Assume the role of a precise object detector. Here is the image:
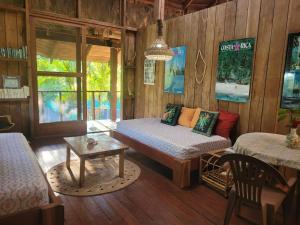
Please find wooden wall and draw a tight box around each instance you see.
[30,0,182,28]
[123,31,136,119]
[31,0,77,17]
[0,8,30,136]
[126,1,183,29]
[135,0,300,135]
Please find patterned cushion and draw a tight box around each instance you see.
[161,104,182,126]
[0,133,49,216]
[192,111,219,136]
[0,116,11,129]
[117,118,232,160]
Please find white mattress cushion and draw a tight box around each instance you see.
[116,118,231,160]
[0,133,49,216]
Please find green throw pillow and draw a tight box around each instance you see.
[192,111,219,136]
[161,104,182,126]
[0,116,11,129]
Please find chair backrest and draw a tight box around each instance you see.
[218,153,287,205]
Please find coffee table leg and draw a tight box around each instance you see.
[66,145,71,169]
[79,158,85,187]
[297,171,300,225]
[119,150,125,178]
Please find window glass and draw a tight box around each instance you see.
[36,22,78,73]
[38,76,78,123]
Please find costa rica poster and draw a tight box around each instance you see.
[215,38,255,103]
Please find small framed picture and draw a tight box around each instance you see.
[144,59,156,85]
[3,75,21,89]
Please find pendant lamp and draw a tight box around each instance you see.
[144,19,174,61]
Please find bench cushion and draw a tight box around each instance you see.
[116,118,231,160]
[0,133,49,216]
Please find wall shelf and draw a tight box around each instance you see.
[0,3,25,13]
[0,57,27,63]
[0,98,29,103]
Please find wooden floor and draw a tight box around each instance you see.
[31,138,296,225]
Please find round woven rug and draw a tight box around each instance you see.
[46,157,141,196]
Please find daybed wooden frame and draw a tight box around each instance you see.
[112,130,201,188]
[0,180,64,225]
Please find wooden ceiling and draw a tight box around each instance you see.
[135,0,230,12]
[37,39,113,62]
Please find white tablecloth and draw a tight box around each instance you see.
[233,132,300,170]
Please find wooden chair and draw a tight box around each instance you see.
[0,115,15,132]
[218,153,297,225]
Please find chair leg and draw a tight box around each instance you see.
[265,204,275,225]
[283,190,295,225]
[235,199,241,217]
[282,203,289,225]
[224,191,237,225]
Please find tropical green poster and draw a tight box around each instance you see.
[281,33,300,109]
[216,38,255,103]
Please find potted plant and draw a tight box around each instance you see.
[278,109,300,148]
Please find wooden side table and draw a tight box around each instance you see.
[64,134,128,187]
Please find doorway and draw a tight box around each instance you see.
[32,19,122,137]
[85,27,122,133]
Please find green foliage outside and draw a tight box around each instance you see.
[278,108,300,127]
[37,55,121,122]
[37,55,120,91]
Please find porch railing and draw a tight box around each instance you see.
[38,90,120,123]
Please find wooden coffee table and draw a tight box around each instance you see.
[64,134,129,187]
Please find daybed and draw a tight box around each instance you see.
[112,118,231,188]
[0,133,64,225]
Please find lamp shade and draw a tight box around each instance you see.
[144,20,174,61]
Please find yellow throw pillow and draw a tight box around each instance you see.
[190,107,202,128]
[178,107,196,128]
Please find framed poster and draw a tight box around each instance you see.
[164,46,186,94]
[280,33,300,109]
[215,38,255,103]
[144,59,156,85]
[3,75,21,89]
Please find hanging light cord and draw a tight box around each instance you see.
[157,19,163,36]
[194,49,207,85]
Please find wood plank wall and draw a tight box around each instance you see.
[0,8,29,136]
[123,31,136,119]
[134,0,300,135]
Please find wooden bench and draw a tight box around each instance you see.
[112,130,202,188]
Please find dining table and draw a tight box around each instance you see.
[233,132,300,224]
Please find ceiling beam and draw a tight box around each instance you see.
[189,3,211,8]
[133,0,182,10]
[154,0,165,20]
[183,0,194,10]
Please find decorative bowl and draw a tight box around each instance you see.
[87,138,97,145]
